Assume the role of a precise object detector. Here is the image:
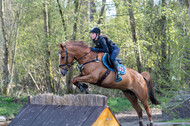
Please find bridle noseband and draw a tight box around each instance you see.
[59,45,74,71]
[59,45,92,71]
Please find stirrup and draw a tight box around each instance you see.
[116,74,122,82]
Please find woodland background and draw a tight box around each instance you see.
[0,0,189,99]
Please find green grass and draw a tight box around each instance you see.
[107,97,133,113]
[156,95,173,107]
[107,94,175,114]
[167,118,190,123]
[0,95,27,118]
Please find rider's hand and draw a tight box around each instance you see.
[91,47,97,51]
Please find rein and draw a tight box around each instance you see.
[59,45,110,86]
[59,45,99,72]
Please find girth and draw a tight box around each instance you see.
[95,69,111,86]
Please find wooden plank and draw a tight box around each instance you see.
[10,104,108,126]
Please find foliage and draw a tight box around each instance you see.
[0,0,189,101]
[0,95,27,117]
[108,97,133,113]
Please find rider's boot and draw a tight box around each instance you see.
[112,60,122,82]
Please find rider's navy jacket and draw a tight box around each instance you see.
[92,35,116,53]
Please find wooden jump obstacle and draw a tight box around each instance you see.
[9,93,120,126]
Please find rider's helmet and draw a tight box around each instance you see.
[89,27,101,35]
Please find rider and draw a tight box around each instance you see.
[89,27,122,82]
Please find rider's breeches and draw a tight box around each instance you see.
[110,45,120,62]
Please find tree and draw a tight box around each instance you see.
[43,0,54,93]
[65,0,79,94]
[159,0,170,84]
[187,0,190,20]
[125,0,142,73]
[57,0,67,39]
[97,0,106,24]
[90,0,96,22]
[0,0,10,95]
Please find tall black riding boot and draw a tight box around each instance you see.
[112,60,122,82]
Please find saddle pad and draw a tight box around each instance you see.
[102,53,126,75]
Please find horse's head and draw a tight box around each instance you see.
[58,43,75,76]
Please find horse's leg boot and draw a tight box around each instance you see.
[76,82,84,92]
[76,82,89,93]
[82,83,90,94]
[139,120,144,126]
[150,122,153,126]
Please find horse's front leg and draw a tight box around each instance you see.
[72,74,82,85]
[72,74,93,94]
[72,74,93,84]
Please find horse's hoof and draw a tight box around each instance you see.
[85,88,90,94]
[139,120,144,126]
[150,122,153,126]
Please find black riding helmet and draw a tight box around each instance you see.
[89,27,101,35]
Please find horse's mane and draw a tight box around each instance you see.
[65,40,89,49]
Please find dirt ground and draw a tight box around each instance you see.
[115,108,190,126]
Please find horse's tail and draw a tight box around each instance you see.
[141,72,160,105]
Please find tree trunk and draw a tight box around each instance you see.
[0,0,10,95]
[113,0,120,15]
[97,0,106,24]
[43,1,54,93]
[90,0,96,46]
[90,0,96,22]
[179,0,190,21]
[188,0,190,21]
[56,0,67,39]
[72,0,78,41]
[159,0,169,82]
[126,0,142,73]
[65,0,79,94]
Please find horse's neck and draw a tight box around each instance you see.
[71,47,91,64]
[78,51,98,64]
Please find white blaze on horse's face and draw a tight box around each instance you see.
[59,53,68,76]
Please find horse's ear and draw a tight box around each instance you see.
[58,43,64,49]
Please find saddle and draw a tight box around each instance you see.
[102,53,126,75]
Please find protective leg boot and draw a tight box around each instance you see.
[76,82,89,94]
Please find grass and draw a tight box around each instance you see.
[107,95,167,114]
[0,93,189,123]
[0,95,27,118]
[0,95,131,117]
[167,118,190,123]
[107,97,133,113]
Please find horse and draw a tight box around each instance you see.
[58,40,160,126]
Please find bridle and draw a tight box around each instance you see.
[59,45,95,71]
[59,45,75,71]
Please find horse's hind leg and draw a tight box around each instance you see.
[123,90,144,126]
[141,100,153,126]
[134,85,153,126]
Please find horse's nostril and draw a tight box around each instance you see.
[61,71,64,76]
[60,70,67,76]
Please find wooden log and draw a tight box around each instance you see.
[0,121,11,126]
[30,93,107,106]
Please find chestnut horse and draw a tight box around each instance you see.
[58,41,160,126]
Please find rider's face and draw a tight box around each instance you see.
[90,33,96,39]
